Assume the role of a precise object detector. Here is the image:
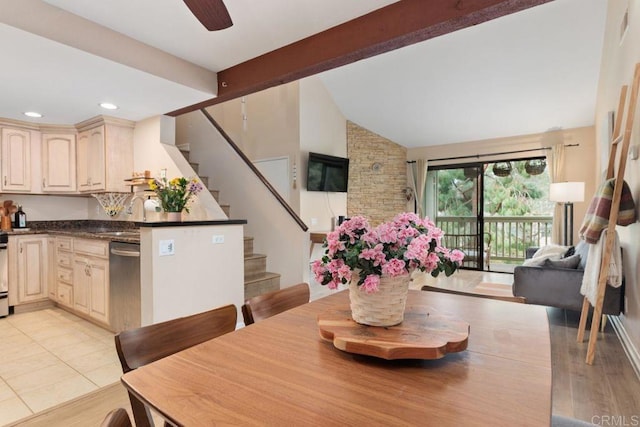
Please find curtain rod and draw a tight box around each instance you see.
[406,143,579,163]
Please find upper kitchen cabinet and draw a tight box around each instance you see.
[41,131,77,193]
[76,116,134,193]
[1,127,31,192]
[77,125,105,192]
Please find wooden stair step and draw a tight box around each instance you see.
[244,236,254,256]
[244,272,281,301]
[179,144,281,302]
[244,254,267,280]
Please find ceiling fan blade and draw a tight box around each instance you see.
[183,0,233,31]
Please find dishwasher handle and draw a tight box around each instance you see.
[111,248,140,257]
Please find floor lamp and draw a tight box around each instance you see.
[549,182,585,246]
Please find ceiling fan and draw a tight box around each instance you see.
[183,0,233,31]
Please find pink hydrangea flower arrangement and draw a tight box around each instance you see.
[312,213,464,293]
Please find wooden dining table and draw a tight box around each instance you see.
[121,290,552,426]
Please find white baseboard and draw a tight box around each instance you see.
[609,315,640,380]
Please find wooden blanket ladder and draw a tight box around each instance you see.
[576,63,640,364]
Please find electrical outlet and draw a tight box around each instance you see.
[159,239,175,256]
[212,235,224,244]
[311,218,318,226]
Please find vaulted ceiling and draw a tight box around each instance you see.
[0,0,606,147]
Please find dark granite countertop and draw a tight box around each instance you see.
[4,220,140,243]
[138,219,247,227]
[3,219,247,243]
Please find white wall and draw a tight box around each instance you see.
[131,115,226,222]
[139,225,244,326]
[595,0,640,360]
[299,76,348,234]
[9,194,89,221]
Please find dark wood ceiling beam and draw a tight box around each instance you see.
[167,0,552,116]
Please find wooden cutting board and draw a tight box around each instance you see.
[318,304,469,360]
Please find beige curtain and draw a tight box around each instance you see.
[546,144,566,245]
[410,159,428,217]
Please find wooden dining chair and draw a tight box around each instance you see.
[100,408,132,427]
[115,304,237,427]
[242,282,310,325]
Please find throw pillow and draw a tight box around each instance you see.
[563,246,576,258]
[522,244,571,267]
[543,254,581,269]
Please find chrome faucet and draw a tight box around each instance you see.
[127,195,146,222]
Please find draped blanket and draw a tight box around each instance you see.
[579,178,636,244]
[580,230,622,306]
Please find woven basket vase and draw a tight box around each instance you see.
[349,274,411,327]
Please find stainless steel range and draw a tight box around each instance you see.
[0,232,8,317]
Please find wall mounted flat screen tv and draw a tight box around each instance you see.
[307,152,349,192]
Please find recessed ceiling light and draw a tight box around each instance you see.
[100,102,119,110]
[24,111,43,118]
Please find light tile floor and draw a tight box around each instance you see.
[0,308,120,426]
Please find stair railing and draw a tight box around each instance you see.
[200,108,309,232]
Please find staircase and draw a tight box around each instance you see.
[179,148,281,300]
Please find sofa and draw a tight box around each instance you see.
[512,241,624,314]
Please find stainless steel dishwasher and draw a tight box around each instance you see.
[109,241,141,332]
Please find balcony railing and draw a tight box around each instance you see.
[436,216,553,266]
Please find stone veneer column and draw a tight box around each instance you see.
[347,121,408,226]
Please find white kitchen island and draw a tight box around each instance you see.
[139,219,247,328]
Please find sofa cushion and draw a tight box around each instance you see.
[543,254,581,269]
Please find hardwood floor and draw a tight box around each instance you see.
[6,383,129,427]
[549,307,640,424]
[10,272,640,426]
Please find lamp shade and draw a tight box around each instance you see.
[549,182,585,203]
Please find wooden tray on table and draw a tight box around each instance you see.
[318,304,469,360]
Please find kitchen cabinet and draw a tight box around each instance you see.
[42,133,77,192]
[8,235,48,305]
[47,238,56,301]
[72,238,109,324]
[1,127,31,192]
[76,117,134,193]
[54,237,74,308]
[77,125,105,192]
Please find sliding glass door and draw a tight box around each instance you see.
[427,164,484,270]
[425,157,553,271]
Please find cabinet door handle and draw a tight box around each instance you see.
[3,176,6,186]
[19,244,22,253]
[43,178,46,187]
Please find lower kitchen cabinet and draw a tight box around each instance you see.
[11,234,119,330]
[8,235,48,305]
[54,236,73,308]
[72,239,109,325]
[47,238,56,301]
[57,282,73,308]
